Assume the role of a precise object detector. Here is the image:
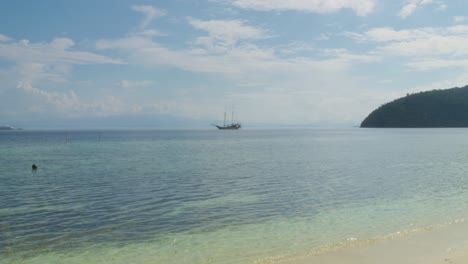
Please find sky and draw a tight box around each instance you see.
[1,0,468,128]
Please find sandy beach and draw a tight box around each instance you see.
[283,220,468,264]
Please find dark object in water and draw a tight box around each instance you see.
[32,164,38,170]
[212,110,241,130]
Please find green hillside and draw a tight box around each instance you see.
[361,86,468,128]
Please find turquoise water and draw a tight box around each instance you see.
[2,129,468,263]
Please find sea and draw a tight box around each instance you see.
[2,128,468,264]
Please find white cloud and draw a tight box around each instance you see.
[368,27,435,42]
[276,42,315,55]
[0,36,125,114]
[0,37,123,66]
[320,48,380,63]
[0,36,124,101]
[188,18,269,50]
[4,81,134,118]
[16,81,81,113]
[349,25,468,56]
[96,34,376,81]
[189,19,267,40]
[229,0,377,16]
[50,38,75,50]
[399,0,446,18]
[437,3,447,11]
[15,62,69,84]
[97,18,290,78]
[347,24,468,72]
[377,37,468,57]
[454,16,467,23]
[406,59,468,71]
[96,36,151,51]
[131,5,166,29]
[376,30,468,57]
[399,3,418,18]
[96,16,382,124]
[137,29,166,37]
[118,80,154,88]
[317,33,331,41]
[0,34,11,42]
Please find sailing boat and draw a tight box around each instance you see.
[212,110,241,130]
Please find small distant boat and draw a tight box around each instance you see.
[214,123,241,130]
[212,110,241,130]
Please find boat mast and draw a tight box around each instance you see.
[223,112,226,127]
[231,104,235,124]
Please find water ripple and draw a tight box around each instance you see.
[3,129,468,263]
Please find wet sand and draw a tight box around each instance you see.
[283,220,468,264]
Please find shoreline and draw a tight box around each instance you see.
[4,219,468,264]
[280,219,468,264]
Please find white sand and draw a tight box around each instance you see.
[282,220,468,264]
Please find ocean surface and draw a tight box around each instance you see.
[2,129,468,264]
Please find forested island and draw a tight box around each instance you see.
[361,85,468,128]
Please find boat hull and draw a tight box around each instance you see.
[214,125,241,130]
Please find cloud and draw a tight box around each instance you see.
[95,16,383,124]
[97,17,377,77]
[0,36,123,87]
[405,72,468,94]
[0,34,11,42]
[1,81,131,118]
[405,59,468,71]
[118,80,154,88]
[229,0,377,16]
[347,25,468,71]
[373,27,468,57]
[15,81,81,114]
[454,16,467,23]
[189,18,269,44]
[96,33,376,81]
[399,2,419,18]
[15,62,69,84]
[320,48,380,63]
[276,42,315,55]
[2,80,222,121]
[136,29,167,37]
[0,35,127,119]
[188,18,270,52]
[348,25,468,55]
[347,27,436,43]
[399,0,446,18]
[0,37,123,66]
[437,3,447,11]
[131,5,166,29]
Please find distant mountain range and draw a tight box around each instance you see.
[361,85,468,128]
[0,125,21,130]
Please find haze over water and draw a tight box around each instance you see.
[2,129,468,264]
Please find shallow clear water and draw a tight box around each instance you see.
[2,129,468,263]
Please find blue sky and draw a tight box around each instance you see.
[1,0,468,128]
